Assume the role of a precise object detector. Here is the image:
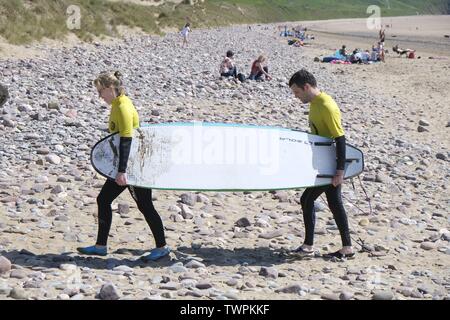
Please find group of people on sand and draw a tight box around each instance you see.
[77,65,355,262]
[326,29,417,63]
[219,51,272,82]
[320,42,385,64]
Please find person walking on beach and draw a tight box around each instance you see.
[288,69,354,259]
[180,23,191,48]
[77,71,171,261]
[378,28,386,62]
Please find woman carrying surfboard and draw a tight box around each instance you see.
[289,69,354,259]
[77,71,171,261]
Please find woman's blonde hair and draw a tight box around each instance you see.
[257,55,267,63]
[93,71,125,95]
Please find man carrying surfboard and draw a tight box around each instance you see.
[289,69,354,259]
[77,71,171,261]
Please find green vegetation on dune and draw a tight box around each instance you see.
[0,0,447,45]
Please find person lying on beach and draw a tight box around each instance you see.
[393,45,416,57]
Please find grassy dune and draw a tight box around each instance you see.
[0,0,448,44]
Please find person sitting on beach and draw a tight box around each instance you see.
[393,44,416,57]
[248,55,272,81]
[360,50,371,62]
[339,45,347,57]
[371,45,379,61]
[321,47,347,63]
[220,50,238,78]
[349,49,362,64]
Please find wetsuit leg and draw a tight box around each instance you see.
[325,185,352,247]
[300,186,328,246]
[96,179,127,246]
[128,186,166,248]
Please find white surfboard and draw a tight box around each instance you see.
[91,122,364,191]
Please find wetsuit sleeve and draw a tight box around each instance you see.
[118,137,132,173]
[335,135,346,171]
[320,102,345,139]
[117,104,134,173]
[117,105,134,138]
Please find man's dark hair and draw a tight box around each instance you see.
[226,50,234,58]
[288,69,317,88]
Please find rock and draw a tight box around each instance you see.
[169,262,188,273]
[420,242,436,251]
[275,284,301,294]
[273,191,289,202]
[436,153,447,161]
[45,154,61,165]
[9,269,27,279]
[235,217,251,227]
[3,119,16,128]
[9,287,28,300]
[180,204,194,219]
[113,265,134,273]
[118,203,129,215]
[259,266,278,279]
[185,260,206,269]
[0,256,12,274]
[168,205,182,213]
[314,202,327,212]
[196,194,209,203]
[180,193,197,206]
[98,283,121,300]
[226,278,238,287]
[47,102,60,110]
[159,282,180,290]
[255,218,271,228]
[195,282,213,290]
[417,126,429,132]
[71,293,85,300]
[375,172,391,183]
[258,230,283,239]
[418,120,430,126]
[51,185,65,194]
[359,218,370,227]
[339,291,354,300]
[321,293,340,300]
[0,283,12,296]
[372,290,394,300]
[170,213,184,222]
